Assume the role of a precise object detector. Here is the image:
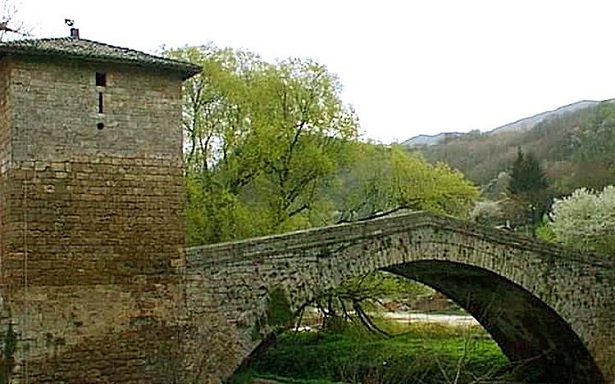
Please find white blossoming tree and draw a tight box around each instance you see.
[549,185,615,254]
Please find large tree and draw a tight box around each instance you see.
[166,45,358,245]
[169,45,479,246]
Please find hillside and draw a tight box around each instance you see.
[402,100,604,148]
[488,100,603,135]
[407,99,615,194]
[402,132,464,147]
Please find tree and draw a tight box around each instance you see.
[471,200,505,227]
[311,270,431,334]
[334,143,478,222]
[506,148,549,232]
[320,143,478,331]
[0,0,26,41]
[548,186,615,254]
[166,45,358,245]
[508,148,547,196]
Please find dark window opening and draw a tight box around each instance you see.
[97,122,105,130]
[95,72,106,87]
[98,92,104,113]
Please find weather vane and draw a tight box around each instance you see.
[65,19,79,38]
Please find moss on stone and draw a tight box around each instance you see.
[266,288,294,329]
[0,323,16,384]
[250,318,263,342]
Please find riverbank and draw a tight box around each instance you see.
[230,321,514,384]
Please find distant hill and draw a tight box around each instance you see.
[406,99,615,194]
[402,132,464,147]
[488,100,603,135]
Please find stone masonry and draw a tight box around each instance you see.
[185,212,615,384]
[0,37,199,382]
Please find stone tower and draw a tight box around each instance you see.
[0,32,200,382]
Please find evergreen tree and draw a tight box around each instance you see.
[508,148,547,195]
[507,148,549,232]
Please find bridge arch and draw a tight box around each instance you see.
[385,260,603,382]
[183,212,615,383]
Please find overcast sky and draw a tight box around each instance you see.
[12,0,615,143]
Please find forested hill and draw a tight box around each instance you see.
[488,99,602,135]
[408,99,615,194]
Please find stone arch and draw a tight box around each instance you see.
[184,212,615,383]
[383,260,605,383]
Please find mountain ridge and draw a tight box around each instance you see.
[488,99,604,135]
[411,97,615,191]
[402,99,613,147]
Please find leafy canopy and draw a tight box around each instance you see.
[167,45,358,245]
[168,45,479,248]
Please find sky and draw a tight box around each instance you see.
[10,0,615,143]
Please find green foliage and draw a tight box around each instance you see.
[336,272,431,302]
[535,219,556,243]
[417,100,615,195]
[507,148,547,197]
[173,44,481,344]
[171,45,479,246]
[335,144,478,222]
[506,148,550,232]
[167,45,358,244]
[311,271,432,334]
[267,288,295,329]
[0,323,15,384]
[235,323,510,384]
[548,185,615,254]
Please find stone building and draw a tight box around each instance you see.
[0,30,199,382]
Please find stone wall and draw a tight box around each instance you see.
[0,59,11,172]
[185,212,615,384]
[0,57,187,382]
[7,57,183,162]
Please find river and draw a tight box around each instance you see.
[381,311,479,326]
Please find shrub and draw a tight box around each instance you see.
[548,185,615,254]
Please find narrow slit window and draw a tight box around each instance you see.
[95,72,106,87]
[98,92,104,113]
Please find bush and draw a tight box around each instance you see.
[548,185,615,254]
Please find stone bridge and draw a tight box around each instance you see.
[184,211,615,384]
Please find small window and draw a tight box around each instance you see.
[98,92,104,113]
[95,72,106,87]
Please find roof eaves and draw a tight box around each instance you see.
[0,37,202,80]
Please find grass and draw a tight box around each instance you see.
[230,321,515,384]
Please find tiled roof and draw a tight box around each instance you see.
[0,37,201,79]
